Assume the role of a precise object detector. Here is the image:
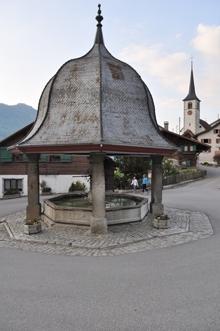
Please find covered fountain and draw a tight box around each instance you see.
[10,5,176,234]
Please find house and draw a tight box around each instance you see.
[0,123,114,198]
[160,123,210,167]
[195,119,220,164]
[181,64,219,164]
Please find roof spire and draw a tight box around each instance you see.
[95,4,104,44]
[190,56,193,70]
[183,60,200,102]
[96,4,103,26]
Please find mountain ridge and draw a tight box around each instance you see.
[0,103,36,141]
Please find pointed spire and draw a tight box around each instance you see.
[183,61,200,101]
[95,4,104,44]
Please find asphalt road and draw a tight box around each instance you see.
[0,167,220,331]
[0,195,54,219]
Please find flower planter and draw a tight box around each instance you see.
[153,214,169,229]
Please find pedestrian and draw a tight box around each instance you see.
[142,174,148,192]
[131,176,139,191]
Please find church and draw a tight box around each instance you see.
[182,65,220,164]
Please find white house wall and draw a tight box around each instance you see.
[0,174,90,199]
[198,124,220,163]
[40,175,90,193]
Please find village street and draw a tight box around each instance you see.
[0,166,220,331]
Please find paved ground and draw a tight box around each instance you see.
[0,194,54,218]
[0,206,213,256]
[0,166,220,331]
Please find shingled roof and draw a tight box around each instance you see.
[14,5,175,156]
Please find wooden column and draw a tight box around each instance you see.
[90,153,107,234]
[24,154,41,234]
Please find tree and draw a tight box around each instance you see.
[114,156,151,189]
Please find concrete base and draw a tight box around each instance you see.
[43,193,148,226]
[90,217,107,234]
[24,222,42,235]
[153,215,169,229]
[151,203,164,217]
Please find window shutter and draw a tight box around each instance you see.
[40,154,49,162]
[61,154,72,162]
[0,147,13,162]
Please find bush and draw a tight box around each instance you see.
[113,167,129,189]
[42,186,51,193]
[69,181,86,192]
[162,159,179,177]
[179,167,198,174]
[213,152,220,165]
[40,180,51,193]
[201,161,210,166]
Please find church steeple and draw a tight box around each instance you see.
[183,62,200,102]
[183,62,201,135]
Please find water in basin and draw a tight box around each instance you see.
[54,196,138,209]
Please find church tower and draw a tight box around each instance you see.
[183,63,200,135]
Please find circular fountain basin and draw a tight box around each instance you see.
[43,192,148,226]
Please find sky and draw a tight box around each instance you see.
[0,0,220,132]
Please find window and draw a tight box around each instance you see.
[201,139,211,144]
[40,154,72,163]
[216,139,220,144]
[188,102,192,109]
[49,154,72,162]
[190,145,195,151]
[40,154,49,162]
[184,146,188,151]
[49,155,61,162]
[3,178,23,194]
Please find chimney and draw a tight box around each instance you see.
[164,121,169,131]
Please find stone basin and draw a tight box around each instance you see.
[43,192,148,226]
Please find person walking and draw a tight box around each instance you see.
[131,176,139,191]
[142,174,149,192]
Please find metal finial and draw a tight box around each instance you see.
[190,56,193,70]
[96,4,103,27]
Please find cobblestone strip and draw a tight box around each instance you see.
[0,208,213,256]
[0,223,10,241]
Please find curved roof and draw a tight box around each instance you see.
[17,6,175,156]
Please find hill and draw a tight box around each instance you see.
[0,103,36,141]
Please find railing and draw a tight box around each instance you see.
[163,169,207,186]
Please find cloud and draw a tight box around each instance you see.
[192,24,220,57]
[175,33,182,39]
[117,23,220,130]
[192,24,220,110]
[118,44,189,94]
[118,44,189,130]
